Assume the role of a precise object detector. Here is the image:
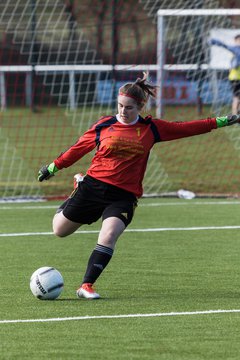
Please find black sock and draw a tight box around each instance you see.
[82,244,113,285]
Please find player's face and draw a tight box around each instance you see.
[117,95,139,124]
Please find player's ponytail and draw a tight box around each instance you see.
[119,72,157,109]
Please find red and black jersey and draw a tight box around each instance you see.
[54,115,217,197]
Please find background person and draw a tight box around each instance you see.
[210,35,240,114]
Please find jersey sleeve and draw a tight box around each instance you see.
[211,39,232,51]
[153,118,217,142]
[53,124,97,169]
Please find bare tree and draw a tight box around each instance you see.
[65,0,78,42]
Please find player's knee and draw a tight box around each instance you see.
[53,226,68,237]
[52,217,81,237]
[99,225,116,240]
[98,225,125,247]
[52,213,70,237]
[52,219,65,237]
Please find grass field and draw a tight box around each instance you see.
[1,197,240,359]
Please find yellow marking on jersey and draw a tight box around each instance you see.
[136,127,141,136]
[121,212,128,219]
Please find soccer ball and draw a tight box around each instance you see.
[30,266,64,300]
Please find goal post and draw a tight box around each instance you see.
[157,8,240,117]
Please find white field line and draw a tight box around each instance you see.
[140,201,240,206]
[1,309,240,324]
[1,201,240,210]
[0,205,58,210]
[0,225,240,237]
[1,225,240,237]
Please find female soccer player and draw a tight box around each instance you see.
[38,73,240,299]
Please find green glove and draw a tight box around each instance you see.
[216,115,240,127]
[38,162,59,182]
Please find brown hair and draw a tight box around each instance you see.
[119,72,157,109]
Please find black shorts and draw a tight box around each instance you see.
[59,175,138,227]
[230,81,240,96]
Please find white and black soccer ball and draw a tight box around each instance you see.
[30,266,64,300]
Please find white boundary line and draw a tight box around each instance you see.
[1,225,240,237]
[140,201,240,206]
[1,309,240,324]
[1,200,240,210]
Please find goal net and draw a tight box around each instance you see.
[1,0,240,200]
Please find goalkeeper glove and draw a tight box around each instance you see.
[216,114,240,128]
[38,162,59,182]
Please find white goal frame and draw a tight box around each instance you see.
[157,8,240,117]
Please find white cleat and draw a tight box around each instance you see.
[76,283,100,299]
